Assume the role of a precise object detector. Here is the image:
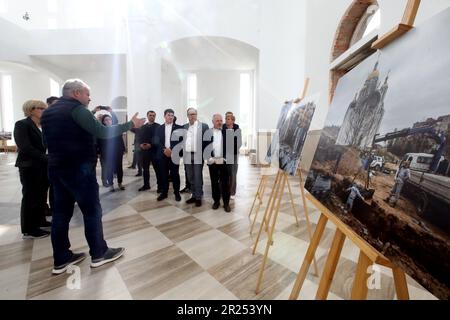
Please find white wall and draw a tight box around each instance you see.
[194,70,243,126]
[161,60,183,123]
[9,72,52,122]
[257,0,307,131]
[68,69,127,110]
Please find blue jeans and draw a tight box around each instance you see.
[48,162,108,266]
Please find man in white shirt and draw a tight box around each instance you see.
[183,108,209,207]
[207,114,231,213]
[154,109,182,202]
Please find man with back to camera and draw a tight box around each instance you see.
[41,79,145,274]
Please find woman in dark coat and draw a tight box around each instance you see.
[97,115,126,192]
[14,100,51,239]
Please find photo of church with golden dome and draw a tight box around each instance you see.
[305,9,450,299]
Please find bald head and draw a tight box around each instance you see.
[212,114,223,129]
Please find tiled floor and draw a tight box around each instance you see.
[0,152,438,300]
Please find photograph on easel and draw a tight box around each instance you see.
[305,8,450,299]
[266,95,319,176]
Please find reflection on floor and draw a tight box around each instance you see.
[0,153,437,300]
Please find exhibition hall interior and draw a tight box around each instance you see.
[0,0,449,301]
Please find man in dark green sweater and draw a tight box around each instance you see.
[41,79,145,274]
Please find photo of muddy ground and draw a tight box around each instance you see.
[312,168,450,299]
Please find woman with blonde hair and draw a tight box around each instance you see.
[14,100,51,239]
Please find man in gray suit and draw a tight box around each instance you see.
[183,108,209,207]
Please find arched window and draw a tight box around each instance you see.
[329,0,379,102]
[350,4,380,46]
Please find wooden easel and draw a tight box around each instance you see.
[249,78,312,235]
[252,169,319,294]
[249,79,320,294]
[288,192,410,300]
[288,1,421,300]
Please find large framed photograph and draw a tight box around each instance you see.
[267,95,319,176]
[305,9,450,299]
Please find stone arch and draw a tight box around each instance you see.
[329,0,379,102]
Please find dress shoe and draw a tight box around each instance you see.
[157,194,168,201]
[139,186,150,192]
[212,202,220,210]
[180,187,191,194]
[186,198,196,204]
[195,200,202,207]
[135,172,142,177]
[118,183,125,191]
[224,204,231,213]
[175,193,182,202]
[127,166,136,169]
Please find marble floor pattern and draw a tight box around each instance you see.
[0,152,438,300]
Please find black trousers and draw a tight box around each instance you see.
[209,164,230,206]
[142,151,160,189]
[19,166,49,234]
[158,156,180,195]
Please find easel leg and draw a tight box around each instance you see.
[250,176,268,235]
[286,177,300,227]
[255,174,287,294]
[392,267,410,300]
[252,172,281,255]
[248,176,264,218]
[350,251,372,300]
[289,213,328,300]
[316,229,346,300]
[299,173,319,276]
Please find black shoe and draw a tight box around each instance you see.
[212,202,220,210]
[102,182,109,188]
[157,189,162,194]
[186,198,196,204]
[118,183,125,191]
[157,194,168,201]
[196,200,202,207]
[91,248,125,268]
[135,173,142,177]
[52,252,86,275]
[139,186,151,192]
[128,166,136,169]
[23,229,50,240]
[224,204,231,213]
[180,187,191,194]
[175,193,181,202]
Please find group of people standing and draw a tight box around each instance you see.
[13,78,242,275]
[131,107,242,212]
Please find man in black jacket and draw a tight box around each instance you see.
[153,109,183,202]
[138,110,160,192]
[41,79,145,275]
[207,114,232,212]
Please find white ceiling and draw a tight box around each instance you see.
[0,61,36,73]
[30,54,126,72]
[162,36,259,71]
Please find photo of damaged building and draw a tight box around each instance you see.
[305,18,450,298]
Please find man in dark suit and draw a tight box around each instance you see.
[153,109,183,202]
[14,100,51,239]
[206,114,232,212]
[138,110,160,192]
[183,108,209,207]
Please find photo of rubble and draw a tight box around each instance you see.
[267,97,317,175]
[305,12,450,299]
